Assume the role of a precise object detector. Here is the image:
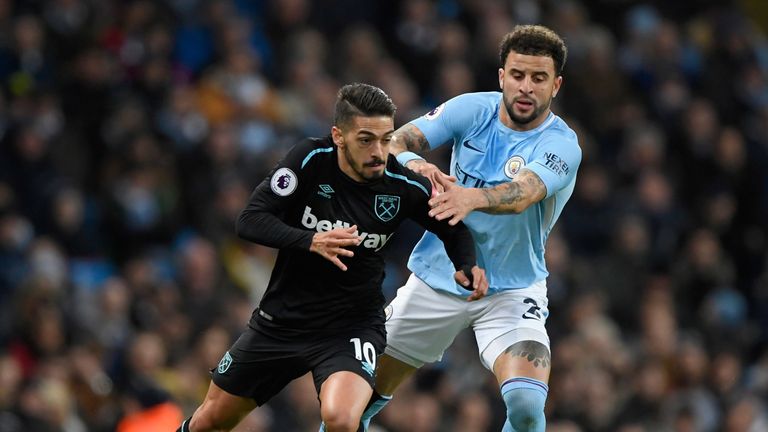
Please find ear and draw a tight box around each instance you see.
[331,126,344,148]
[552,75,563,98]
[498,67,504,90]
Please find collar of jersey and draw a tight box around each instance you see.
[496,111,556,136]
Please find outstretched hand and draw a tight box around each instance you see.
[309,225,361,271]
[405,159,456,194]
[454,265,488,301]
[428,182,484,225]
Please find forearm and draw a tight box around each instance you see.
[427,220,476,270]
[431,184,530,216]
[441,225,476,270]
[477,169,547,214]
[477,183,531,214]
[236,210,314,250]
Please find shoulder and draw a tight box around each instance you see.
[414,92,500,133]
[541,116,581,153]
[292,136,335,170]
[383,156,431,198]
[440,92,500,116]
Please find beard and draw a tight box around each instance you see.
[503,93,552,126]
[344,146,384,181]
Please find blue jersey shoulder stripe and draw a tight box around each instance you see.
[301,147,334,169]
[385,170,429,196]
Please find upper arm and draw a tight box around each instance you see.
[404,93,488,154]
[483,137,580,214]
[243,140,316,213]
[392,123,430,154]
[525,137,582,199]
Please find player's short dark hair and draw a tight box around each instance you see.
[499,25,567,76]
[334,83,396,127]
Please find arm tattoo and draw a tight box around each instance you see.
[392,123,430,153]
[486,182,524,210]
[480,169,546,214]
[504,341,551,369]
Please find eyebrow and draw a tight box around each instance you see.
[356,130,394,137]
[509,68,550,78]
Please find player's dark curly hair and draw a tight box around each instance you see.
[499,25,568,76]
[334,83,396,127]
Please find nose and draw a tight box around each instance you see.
[519,76,534,94]
[370,140,384,158]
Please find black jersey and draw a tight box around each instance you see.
[236,136,475,331]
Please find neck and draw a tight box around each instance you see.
[499,105,551,132]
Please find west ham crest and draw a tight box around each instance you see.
[375,195,400,222]
[217,351,233,374]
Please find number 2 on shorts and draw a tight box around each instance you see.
[522,297,542,320]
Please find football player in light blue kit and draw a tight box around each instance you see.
[356,25,580,432]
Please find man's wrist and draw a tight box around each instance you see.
[396,151,425,167]
[471,188,491,211]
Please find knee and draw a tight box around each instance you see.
[502,381,547,432]
[321,407,359,432]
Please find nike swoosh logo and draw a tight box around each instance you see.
[462,140,484,152]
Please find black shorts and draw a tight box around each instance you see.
[211,321,386,406]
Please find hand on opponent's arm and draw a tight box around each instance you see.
[309,225,361,271]
[454,265,488,301]
[392,124,456,193]
[428,168,548,225]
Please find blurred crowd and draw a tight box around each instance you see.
[0,0,767,431]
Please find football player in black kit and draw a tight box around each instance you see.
[177,83,488,432]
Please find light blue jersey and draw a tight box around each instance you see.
[408,92,581,296]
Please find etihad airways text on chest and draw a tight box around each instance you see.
[301,206,393,251]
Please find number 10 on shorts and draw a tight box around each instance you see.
[350,338,377,368]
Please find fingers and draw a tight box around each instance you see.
[454,270,470,288]
[428,205,466,225]
[472,267,488,294]
[409,162,453,193]
[312,225,362,271]
[466,289,484,302]
[334,247,354,258]
[428,193,446,209]
[330,256,348,272]
[435,174,457,190]
[327,237,361,247]
[465,267,488,301]
[325,225,362,244]
[428,207,452,220]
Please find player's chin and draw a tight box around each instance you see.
[512,112,537,125]
[364,166,385,179]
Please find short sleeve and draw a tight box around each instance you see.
[410,93,490,149]
[526,135,582,199]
